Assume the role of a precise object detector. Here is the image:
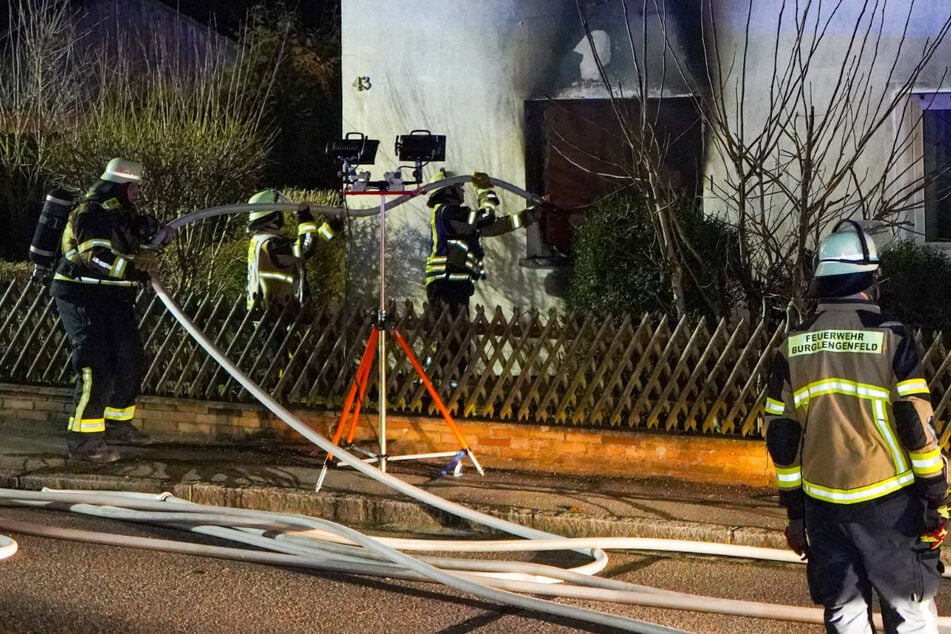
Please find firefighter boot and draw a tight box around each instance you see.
[66,432,120,465]
[105,421,151,445]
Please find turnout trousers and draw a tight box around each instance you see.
[51,280,144,435]
[425,280,473,381]
[805,490,943,633]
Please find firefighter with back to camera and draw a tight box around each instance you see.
[50,158,160,464]
[246,189,343,314]
[425,169,549,314]
[764,220,949,633]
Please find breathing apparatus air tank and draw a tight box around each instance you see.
[29,188,75,283]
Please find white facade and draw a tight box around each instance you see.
[702,1,951,252]
[341,1,579,313]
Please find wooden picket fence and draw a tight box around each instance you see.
[4,278,951,444]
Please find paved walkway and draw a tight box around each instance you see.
[0,419,790,549]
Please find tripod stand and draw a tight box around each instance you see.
[315,188,484,492]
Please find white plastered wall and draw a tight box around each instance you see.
[702,1,951,252]
[340,1,576,314]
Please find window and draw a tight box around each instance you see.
[920,94,951,242]
[523,97,702,263]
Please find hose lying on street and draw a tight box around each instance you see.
[3,177,949,633]
[4,488,951,633]
[0,533,16,561]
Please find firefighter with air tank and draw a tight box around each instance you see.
[44,158,160,464]
[765,220,949,633]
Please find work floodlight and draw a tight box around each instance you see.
[325,132,379,165]
[395,130,446,163]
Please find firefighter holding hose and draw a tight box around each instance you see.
[50,158,160,464]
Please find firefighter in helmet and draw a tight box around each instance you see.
[51,158,160,464]
[425,169,545,315]
[424,170,548,382]
[764,220,948,632]
[246,190,343,313]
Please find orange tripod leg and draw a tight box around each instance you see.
[327,328,378,463]
[392,327,471,450]
[344,330,378,446]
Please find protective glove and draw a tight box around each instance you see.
[296,204,314,223]
[133,246,162,280]
[471,171,493,191]
[785,517,809,560]
[921,498,950,549]
[527,200,560,224]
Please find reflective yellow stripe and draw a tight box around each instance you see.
[110,256,128,277]
[260,272,293,283]
[803,471,915,504]
[70,417,106,433]
[67,367,94,431]
[297,222,317,234]
[896,378,930,396]
[52,273,136,286]
[765,397,785,415]
[104,405,136,421]
[317,224,334,241]
[871,398,908,473]
[793,378,889,408]
[77,238,112,253]
[775,465,801,489]
[910,447,945,476]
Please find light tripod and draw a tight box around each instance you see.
[314,185,484,492]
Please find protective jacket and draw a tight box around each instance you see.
[247,215,333,311]
[425,189,535,289]
[765,300,947,509]
[53,196,145,288]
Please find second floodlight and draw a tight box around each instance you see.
[395,130,446,162]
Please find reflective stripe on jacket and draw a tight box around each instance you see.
[247,222,320,310]
[425,188,533,287]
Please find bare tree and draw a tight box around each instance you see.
[691,0,951,318]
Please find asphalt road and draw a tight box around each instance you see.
[0,506,947,633]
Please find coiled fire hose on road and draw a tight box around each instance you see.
[3,176,950,632]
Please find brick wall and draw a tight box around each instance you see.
[0,382,774,486]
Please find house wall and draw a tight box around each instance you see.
[340,1,701,313]
[702,1,951,249]
[341,1,574,314]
